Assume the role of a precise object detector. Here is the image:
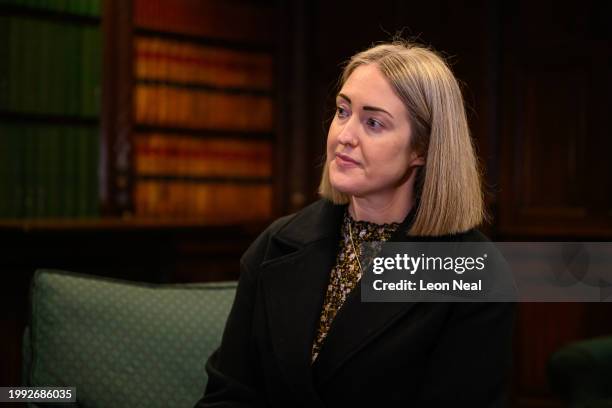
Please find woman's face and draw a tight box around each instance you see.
[327,64,423,199]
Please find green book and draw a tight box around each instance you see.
[9,125,21,218]
[57,22,67,115]
[37,0,50,12]
[63,0,75,14]
[80,25,91,117]
[37,124,51,217]
[90,0,101,17]
[78,0,89,15]
[32,18,43,113]
[66,24,80,116]
[46,125,61,217]
[8,17,22,112]
[60,126,76,216]
[56,125,65,217]
[0,16,10,110]
[89,127,99,216]
[39,20,51,114]
[91,27,101,116]
[47,20,58,115]
[23,125,36,218]
[53,0,67,14]
[22,18,36,113]
[76,126,88,217]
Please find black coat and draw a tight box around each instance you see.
[195,199,515,408]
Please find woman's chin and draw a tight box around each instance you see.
[329,180,361,197]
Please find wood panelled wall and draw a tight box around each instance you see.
[278,1,612,407]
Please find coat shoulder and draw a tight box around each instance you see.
[241,199,339,273]
[455,228,490,242]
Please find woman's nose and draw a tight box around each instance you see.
[336,117,359,147]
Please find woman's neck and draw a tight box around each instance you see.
[349,190,414,225]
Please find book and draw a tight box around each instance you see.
[134,133,272,179]
[46,125,62,217]
[134,36,273,90]
[133,0,273,46]
[134,85,274,131]
[134,179,272,221]
[0,16,9,110]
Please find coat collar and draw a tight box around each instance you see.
[259,199,419,400]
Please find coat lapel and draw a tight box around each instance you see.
[311,286,418,386]
[259,199,422,395]
[311,205,420,386]
[259,200,343,405]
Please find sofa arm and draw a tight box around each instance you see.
[548,337,612,408]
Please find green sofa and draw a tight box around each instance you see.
[22,269,237,408]
[548,337,612,408]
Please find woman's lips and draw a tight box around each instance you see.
[335,153,360,168]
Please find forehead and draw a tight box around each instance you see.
[339,64,406,115]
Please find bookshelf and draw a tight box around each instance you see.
[103,0,278,223]
[0,0,102,220]
[0,0,280,226]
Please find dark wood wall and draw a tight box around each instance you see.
[277,1,612,407]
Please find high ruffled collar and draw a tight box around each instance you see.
[342,210,400,243]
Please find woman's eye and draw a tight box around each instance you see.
[336,106,349,118]
[366,118,384,130]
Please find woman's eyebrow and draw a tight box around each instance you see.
[363,105,394,119]
[337,93,394,119]
[337,93,352,104]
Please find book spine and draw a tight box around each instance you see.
[22,17,36,113]
[39,19,50,114]
[134,133,272,178]
[8,17,21,112]
[88,127,100,216]
[48,19,60,115]
[36,124,50,217]
[60,127,76,216]
[91,27,101,116]
[23,125,36,217]
[134,180,272,220]
[0,16,9,110]
[76,126,88,217]
[12,125,23,217]
[80,25,91,116]
[134,85,273,132]
[47,125,61,217]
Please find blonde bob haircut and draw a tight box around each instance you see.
[319,40,486,236]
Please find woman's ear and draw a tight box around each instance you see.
[410,154,425,167]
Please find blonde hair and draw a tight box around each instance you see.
[319,40,486,236]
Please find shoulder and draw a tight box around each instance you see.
[452,228,490,242]
[241,199,343,272]
[253,198,334,242]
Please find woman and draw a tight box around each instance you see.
[195,40,514,407]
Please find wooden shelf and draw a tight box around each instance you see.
[135,79,272,97]
[136,174,272,184]
[133,27,273,53]
[0,216,270,232]
[133,124,274,141]
[0,111,99,126]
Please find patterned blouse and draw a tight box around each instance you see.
[311,210,400,362]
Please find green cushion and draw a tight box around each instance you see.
[548,337,612,408]
[24,269,237,408]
